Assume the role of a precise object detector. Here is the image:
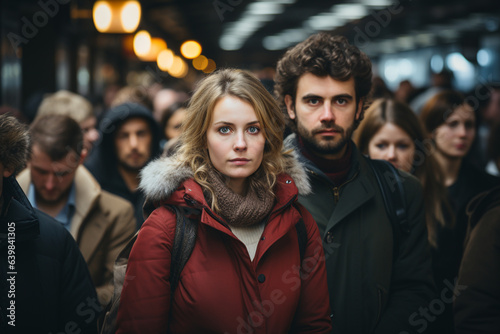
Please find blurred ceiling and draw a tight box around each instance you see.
[125,0,500,68]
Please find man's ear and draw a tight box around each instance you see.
[78,148,88,165]
[3,168,13,178]
[284,95,296,120]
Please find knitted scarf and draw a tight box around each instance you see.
[205,168,275,227]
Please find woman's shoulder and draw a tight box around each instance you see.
[139,156,194,203]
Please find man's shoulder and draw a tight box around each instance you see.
[34,209,75,256]
[98,189,135,212]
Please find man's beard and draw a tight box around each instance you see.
[297,120,355,156]
[117,154,149,173]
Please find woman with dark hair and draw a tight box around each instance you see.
[354,98,451,249]
[115,69,331,333]
[420,90,499,332]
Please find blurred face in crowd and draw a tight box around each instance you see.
[165,108,186,140]
[285,74,362,159]
[482,88,500,124]
[80,116,99,154]
[29,144,81,206]
[114,117,153,172]
[433,104,476,159]
[368,123,416,173]
[206,96,265,195]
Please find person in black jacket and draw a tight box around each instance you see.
[454,185,500,334]
[0,114,99,333]
[85,103,161,229]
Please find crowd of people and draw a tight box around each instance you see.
[1,31,500,334]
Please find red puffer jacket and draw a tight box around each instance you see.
[116,156,331,334]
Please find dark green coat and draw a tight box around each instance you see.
[285,134,435,334]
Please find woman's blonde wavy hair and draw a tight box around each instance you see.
[176,69,287,211]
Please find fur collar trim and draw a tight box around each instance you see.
[139,151,311,203]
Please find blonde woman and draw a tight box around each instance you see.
[116,69,331,333]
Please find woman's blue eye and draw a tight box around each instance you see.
[376,143,387,149]
[219,126,231,134]
[248,126,260,134]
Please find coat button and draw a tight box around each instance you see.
[326,231,334,244]
[257,274,266,283]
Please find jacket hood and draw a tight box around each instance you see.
[86,102,161,172]
[139,150,311,205]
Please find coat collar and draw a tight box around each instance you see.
[16,165,102,239]
[284,133,378,232]
[139,151,311,207]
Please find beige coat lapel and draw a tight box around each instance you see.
[16,166,109,262]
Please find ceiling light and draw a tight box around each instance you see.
[93,1,141,33]
[360,0,392,7]
[477,49,492,67]
[180,40,202,59]
[192,55,209,70]
[133,30,151,58]
[138,38,166,62]
[331,4,368,20]
[203,59,216,74]
[247,2,284,15]
[157,49,174,71]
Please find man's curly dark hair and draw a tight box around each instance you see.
[274,33,373,132]
[0,114,30,174]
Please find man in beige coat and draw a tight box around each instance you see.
[17,114,136,306]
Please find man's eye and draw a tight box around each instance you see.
[308,98,320,105]
[218,126,231,134]
[337,98,347,105]
[55,171,70,177]
[447,121,459,128]
[248,126,260,134]
[376,143,387,149]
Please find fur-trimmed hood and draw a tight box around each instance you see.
[139,150,311,204]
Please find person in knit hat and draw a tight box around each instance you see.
[115,69,332,333]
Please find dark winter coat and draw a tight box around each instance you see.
[454,185,500,334]
[85,102,161,228]
[0,176,99,334]
[115,154,332,334]
[284,134,436,334]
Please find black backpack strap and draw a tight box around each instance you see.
[368,159,409,261]
[165,205,199,294]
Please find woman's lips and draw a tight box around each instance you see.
[229,158,250,165]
